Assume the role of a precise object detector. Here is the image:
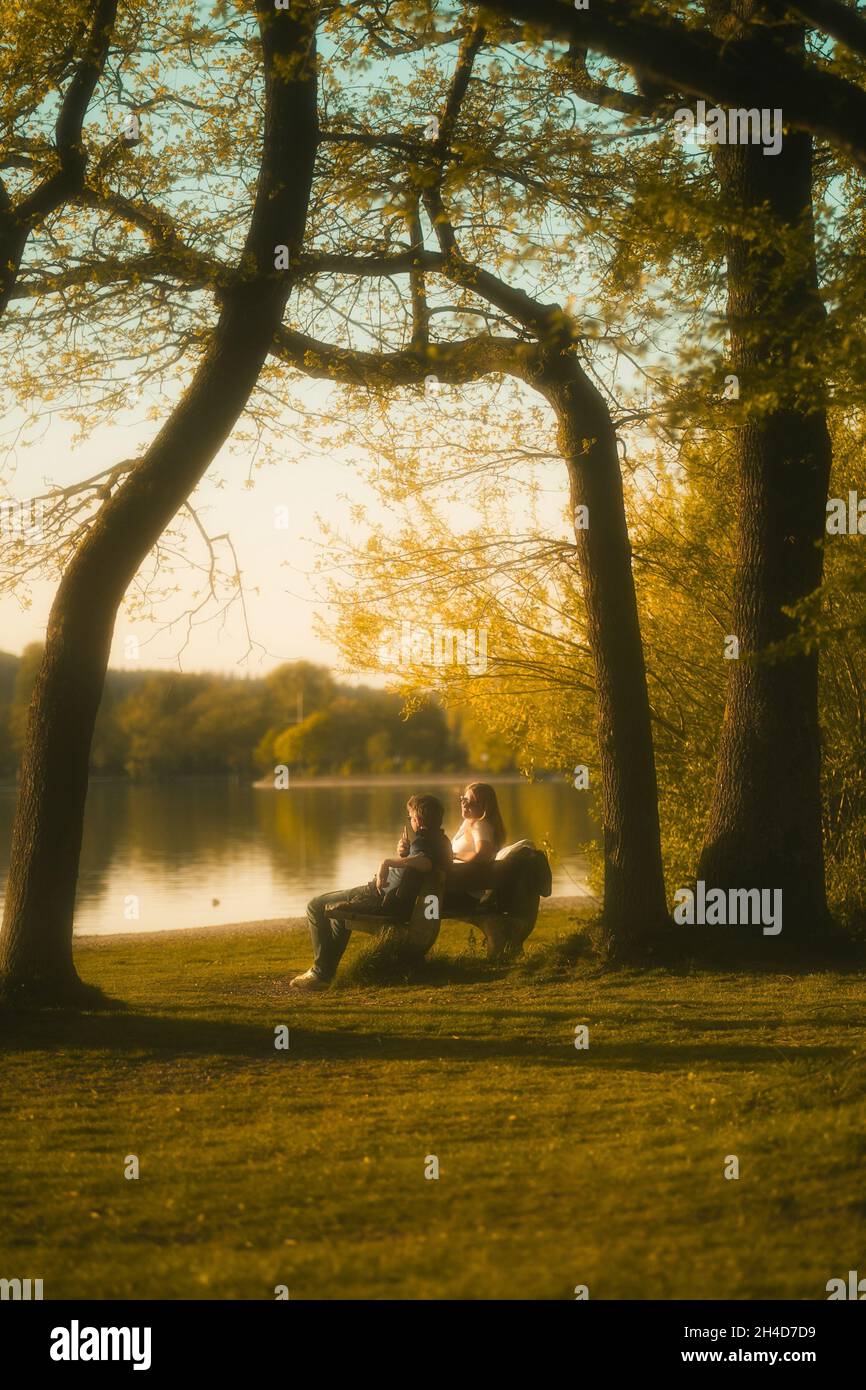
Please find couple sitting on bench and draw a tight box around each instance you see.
[290,783,551,991]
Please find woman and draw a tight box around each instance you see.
[446,782,506,911]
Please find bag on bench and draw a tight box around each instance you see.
[489,841,553,914]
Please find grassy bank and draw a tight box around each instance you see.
[2,908,865,1300]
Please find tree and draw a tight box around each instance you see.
[695,3,834,939]
[471,1,862,941]
[0,0,320,1001]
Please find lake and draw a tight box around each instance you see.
[0,777,596,936]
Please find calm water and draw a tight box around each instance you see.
[0,777,596,936]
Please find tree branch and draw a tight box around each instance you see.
[0,0,119,315]
[477,0,866,171]
[17,0,120,224]
[271,323,538,388]
[791,0,866,62]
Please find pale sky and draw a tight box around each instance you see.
[0,378,571,678]
[1,403,380,676]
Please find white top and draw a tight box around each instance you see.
[451,817,495,859]
[451,819,495,901]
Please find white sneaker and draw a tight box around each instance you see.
[289,969,330,992]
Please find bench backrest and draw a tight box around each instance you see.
[490,849,551,915]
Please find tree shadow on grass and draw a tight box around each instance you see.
[0,1004,854,1072]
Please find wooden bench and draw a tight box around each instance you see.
[341,870,446,959]
[441,894,540,960]
[341,859,544,963]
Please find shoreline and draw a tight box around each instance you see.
[2,772,565,791]
[251,772,560,789]
[73,895,596,946]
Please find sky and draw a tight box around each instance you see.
[1,403,390,677]
[0,380,571,679]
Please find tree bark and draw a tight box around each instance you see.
[0,1,320,1000]
[697,10,832,939]
[540,353,669,955]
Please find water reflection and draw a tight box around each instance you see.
[0,778,596,935]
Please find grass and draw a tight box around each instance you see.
[1,908,865,1300]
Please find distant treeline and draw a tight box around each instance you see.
[0,647,515,780]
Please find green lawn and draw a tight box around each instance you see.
[1,910,865,1300]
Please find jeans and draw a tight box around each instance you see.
[306,881,382,980]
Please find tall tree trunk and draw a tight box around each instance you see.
[698,6,832,939]
[540,355,669,956]
[0,1,320,1001]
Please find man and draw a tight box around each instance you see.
[290,793,452,991]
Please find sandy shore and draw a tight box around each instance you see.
[74,895,595,946]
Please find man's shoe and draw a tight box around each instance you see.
[289,969,330,991]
